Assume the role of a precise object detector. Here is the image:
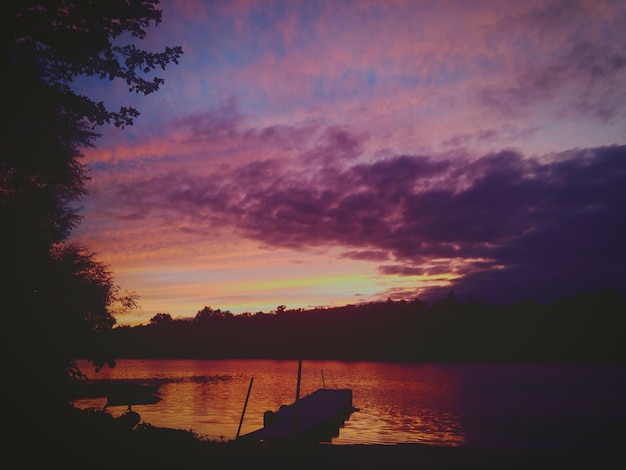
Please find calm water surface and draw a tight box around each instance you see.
[73,360,626,449]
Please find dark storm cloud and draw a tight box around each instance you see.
[111,141,626,304]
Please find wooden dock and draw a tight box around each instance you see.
[238,388,356,443]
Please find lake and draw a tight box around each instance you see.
[73,359,626,450]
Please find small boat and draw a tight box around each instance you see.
[239,387,357,443]
[237,359,358,443]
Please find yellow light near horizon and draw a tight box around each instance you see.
[114,265,460,325]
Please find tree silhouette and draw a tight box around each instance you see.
[194,306,234,323]
[1,0,182,413]
[150,312,174,326]
[107,291,626,363]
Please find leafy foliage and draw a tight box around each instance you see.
[5,0,182,127]
[47,243,138,367]
[1,0,181,408]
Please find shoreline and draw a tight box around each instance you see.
[25,410,622,469]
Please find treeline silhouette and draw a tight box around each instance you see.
[103,289,626,363]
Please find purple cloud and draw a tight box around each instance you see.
[176,96,243,142]
[479,41,626,120]
[340,250,391,262]
[304,126,367,164]
[108,133,626,305]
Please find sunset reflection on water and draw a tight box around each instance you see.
[74,359,466,445]
[327,362,465,445]
[73,360,626,449]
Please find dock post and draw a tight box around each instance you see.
[236,377,254,439]
[293,358,302,436]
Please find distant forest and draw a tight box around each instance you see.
[102,289,625,364]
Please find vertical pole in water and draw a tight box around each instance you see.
[236,377,254,439]
[293,358,302,437]
[321,369,326,388]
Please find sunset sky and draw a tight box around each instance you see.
[71,0,626,325]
